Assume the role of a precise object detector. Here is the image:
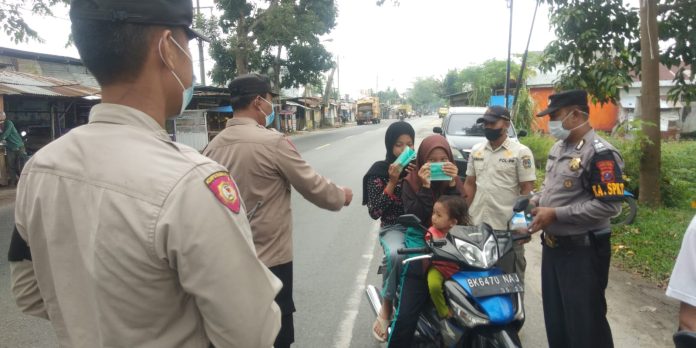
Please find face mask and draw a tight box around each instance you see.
[484,127,504,142]
[548,110,574,140]
[258,96,275,127]
[159,37,194,116]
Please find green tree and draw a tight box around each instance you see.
[1,0,68,43]
[457,59,522,106]
[406,77,443,112]
[204,0,336,91]
[539,0,696,207]
[376,87,402,105]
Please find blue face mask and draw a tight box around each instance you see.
[160,37,194,116]
[259,96,275,127]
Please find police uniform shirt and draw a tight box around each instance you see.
[11,103,281,348]
[203,117,345,268]
[538,129,625,236]
[466,138,536,230]
[666,215,696,307]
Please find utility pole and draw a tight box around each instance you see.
[504,0,513,109]
[196,0,206,86]
[639,0,661,206]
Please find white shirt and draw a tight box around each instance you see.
[667,215,696,306]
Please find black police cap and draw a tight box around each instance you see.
[228,74,279,98]
[70,0,210,42]
[477,105,511,123]
[536,90,588,117]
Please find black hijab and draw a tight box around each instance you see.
[362,122,416,205]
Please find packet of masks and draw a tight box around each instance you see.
[393,146,416,169]
[510,211,529,230]
[429,162,451,181]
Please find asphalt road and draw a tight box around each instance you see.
[0,115,679,347]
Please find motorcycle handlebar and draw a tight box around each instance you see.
[397,247,430,255]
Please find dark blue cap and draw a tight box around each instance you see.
[536,90,588,116]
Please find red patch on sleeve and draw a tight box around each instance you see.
[205,171,241,214]
[596,160,615,183]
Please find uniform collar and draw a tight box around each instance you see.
[88,103,170,142]
[561,129,595,152]
[226,116,262,128]
[485,137,511,151]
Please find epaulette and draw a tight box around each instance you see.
[592,139,609,153]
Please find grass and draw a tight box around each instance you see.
[611,206,694,286]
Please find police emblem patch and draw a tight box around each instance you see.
[205,171,241,214]
[563,179,573,188]
[522,156,532,169]
[569,157,581,171]
[596,160,615,183]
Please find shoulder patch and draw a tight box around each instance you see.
[205,171,241,214]
[521,155,532,169]
[593,139,609,153]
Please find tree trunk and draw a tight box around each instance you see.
[235,16,249,75]
[322,66,336,128]
[639,0,661,207]
[273,46,282,130]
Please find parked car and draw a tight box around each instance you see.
[433,106,527,177]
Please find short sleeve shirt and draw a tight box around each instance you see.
[466,138,536,230]
[666,215,696,307]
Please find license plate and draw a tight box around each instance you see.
[465,273,524,297]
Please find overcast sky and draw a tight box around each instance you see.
[0,0,557,98]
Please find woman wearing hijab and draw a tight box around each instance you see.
[362,121,416,342]
[387,134,465,347]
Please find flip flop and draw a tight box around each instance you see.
[372,316,390,343]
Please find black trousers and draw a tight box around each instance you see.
[269,262,295,348]
[388,259,429,348]
[541,234,613,348]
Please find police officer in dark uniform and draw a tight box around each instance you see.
[529,90,624,348]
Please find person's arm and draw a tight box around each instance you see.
[156,167,281,348]
[679,302,696,332]
[366,175,399,220]
[554,151,623,224]
[274,137,346,210]
[517,147,537,196]
[464,176,477,207]
[8,225,48,319]
[0,120,15,141]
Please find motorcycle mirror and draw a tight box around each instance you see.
[513,197,530,212]
[396,214,422,228]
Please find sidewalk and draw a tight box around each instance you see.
[288,121,357,137]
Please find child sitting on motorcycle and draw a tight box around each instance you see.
[426,195,471,319]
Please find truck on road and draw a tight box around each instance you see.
[356,97,381,125]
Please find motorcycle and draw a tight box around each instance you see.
[610,189,637,227]
[366,198,532,347]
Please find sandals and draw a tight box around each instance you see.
[372,316,391,343]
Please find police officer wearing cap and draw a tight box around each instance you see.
[529,90,624,348]
[464,105,536,281]
[8,1,281,347]
[203,73,353,348]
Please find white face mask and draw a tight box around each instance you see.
[159,36,194,116]
[549,110,588,140]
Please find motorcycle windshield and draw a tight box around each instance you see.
[451,269,517,325]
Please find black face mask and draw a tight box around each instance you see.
[484,127,504,142]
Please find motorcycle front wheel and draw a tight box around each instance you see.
[610,196,638,227]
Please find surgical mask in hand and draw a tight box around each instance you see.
[429,162,451,181]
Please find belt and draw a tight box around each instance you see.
[543,232,591,248]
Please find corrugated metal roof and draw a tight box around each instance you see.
[0,70,100,97]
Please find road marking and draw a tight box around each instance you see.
[345,135,355,140]
[315,144,331,150]
[334,221,380,348]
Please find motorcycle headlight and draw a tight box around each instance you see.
[453,235,499,269]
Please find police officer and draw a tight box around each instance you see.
[9,1,281,347]
[530,90,624,348]
[203,73,353,348]
[464,105,536,280]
